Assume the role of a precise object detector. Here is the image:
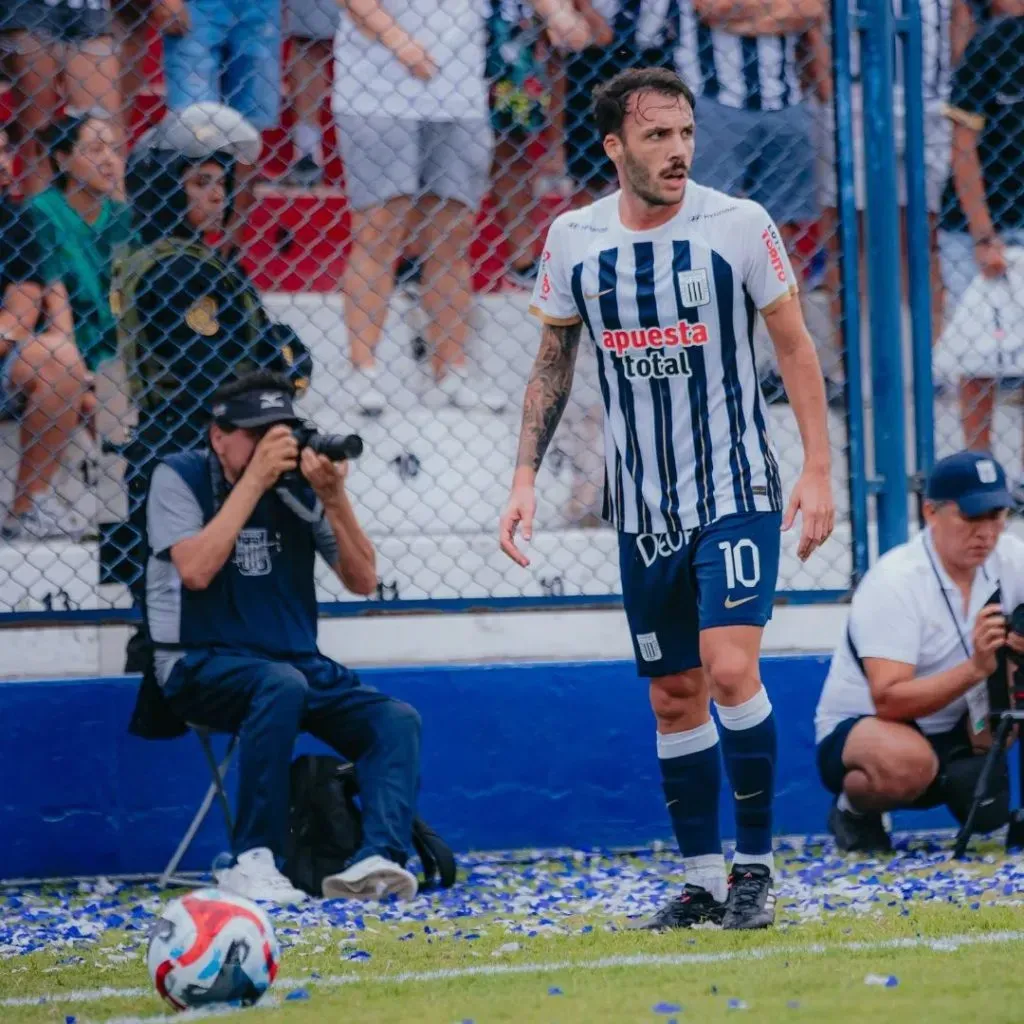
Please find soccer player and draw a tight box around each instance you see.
[499,67,835,930]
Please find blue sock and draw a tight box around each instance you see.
[716,687,776,873]
[658,719,727,902]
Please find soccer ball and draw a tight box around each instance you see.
[147,888,280,1011]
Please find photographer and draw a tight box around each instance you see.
[147,370,422,904]
[113,101,309,659]
[815,450,1024,852]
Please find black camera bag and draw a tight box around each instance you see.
[284,754,457,897]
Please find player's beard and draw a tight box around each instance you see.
[623,148,685,207]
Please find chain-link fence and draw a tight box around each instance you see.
[1,0,1002,620]
[932,7,1024,485]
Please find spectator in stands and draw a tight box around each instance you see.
[0,126,95,540]
[334,0,501,415]
[112,0,191,143]
[952,0,991,63]
[159,0,282,244]
[940,2,1024,454]
[113,103,310,630]
[676,0,823,400]
[147,370,421,903]
[809,1,953,392]
[564,0,678,205]
[30,113,134,375]
[0,0,121,197]
[485,0,590,290]
[284,0,338,187]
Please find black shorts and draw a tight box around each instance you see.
[817,714,975,806]
[0,0,111,44]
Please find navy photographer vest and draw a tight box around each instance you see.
[161,450,320,658]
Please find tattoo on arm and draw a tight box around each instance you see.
[516,321,583,472]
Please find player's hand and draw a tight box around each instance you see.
[395,37,439,81]
[301,448,349,508]
[972,604,1008,678]
[500,478,537,568]
[783,465,835,562]
[976,237,1008,279]
[243,425,299,493]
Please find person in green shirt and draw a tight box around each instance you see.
[29,113,135,373]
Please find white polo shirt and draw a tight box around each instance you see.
[814,528,1024,744]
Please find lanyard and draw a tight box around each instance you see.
[922,533,992,661]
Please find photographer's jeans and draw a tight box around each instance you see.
[164,650,421,865]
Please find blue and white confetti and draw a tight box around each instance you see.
[864,974,900,988]
[0,837,1021,962]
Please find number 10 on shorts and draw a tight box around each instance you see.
[718,539,761,590]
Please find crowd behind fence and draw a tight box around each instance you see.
[0,0,1020,620]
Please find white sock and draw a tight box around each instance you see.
[294,120,321,162]
[732,850,775,876]
[714,687,772,731]
[684,853,728,903]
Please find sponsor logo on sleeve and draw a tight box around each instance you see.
[762,226,788,284]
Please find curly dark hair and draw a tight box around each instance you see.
[593,67,696,140]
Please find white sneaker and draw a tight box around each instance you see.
[1,493,89,541]
[321,854,418,902]
[352,365,387,417]
[214,847,309,905]
[436,364,507,413]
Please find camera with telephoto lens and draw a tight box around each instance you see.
[291,421,363,463]
[279,421,363,488]
[987,603,1024,718]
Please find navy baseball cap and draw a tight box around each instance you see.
[211,384,300,429]
[925,451,1015,516]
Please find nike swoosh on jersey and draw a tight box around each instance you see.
[583,287,616,300]
[724,594,758,609]
[734,790,764,801]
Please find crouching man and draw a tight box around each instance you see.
[146,369,421,903]
[815,451,1024,852]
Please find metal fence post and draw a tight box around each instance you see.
[832,0,870,583]
[898,0,936,514]
[859,0,910,553]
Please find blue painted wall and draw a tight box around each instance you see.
[0,656,955,880]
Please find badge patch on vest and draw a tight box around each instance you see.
[185,296,220,336]
[233,528,281,576]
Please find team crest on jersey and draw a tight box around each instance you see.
[233,529,281,577]
[677,269,710,307]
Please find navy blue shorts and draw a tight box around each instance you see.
[817,714,973,804]
[618,511,782,677]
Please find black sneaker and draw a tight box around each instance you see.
[723,864,775,930]
[828,801,892,854]
[629,884,726,930]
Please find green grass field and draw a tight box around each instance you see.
[3,838,1024,1023]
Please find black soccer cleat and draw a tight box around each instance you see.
[723,864,776,930]
[629,883,726,930]
[828,801,892,854]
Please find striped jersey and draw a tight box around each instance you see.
[530,182,795,534]
[675,13,803,111]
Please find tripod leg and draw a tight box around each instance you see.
[953,716,1013,859]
